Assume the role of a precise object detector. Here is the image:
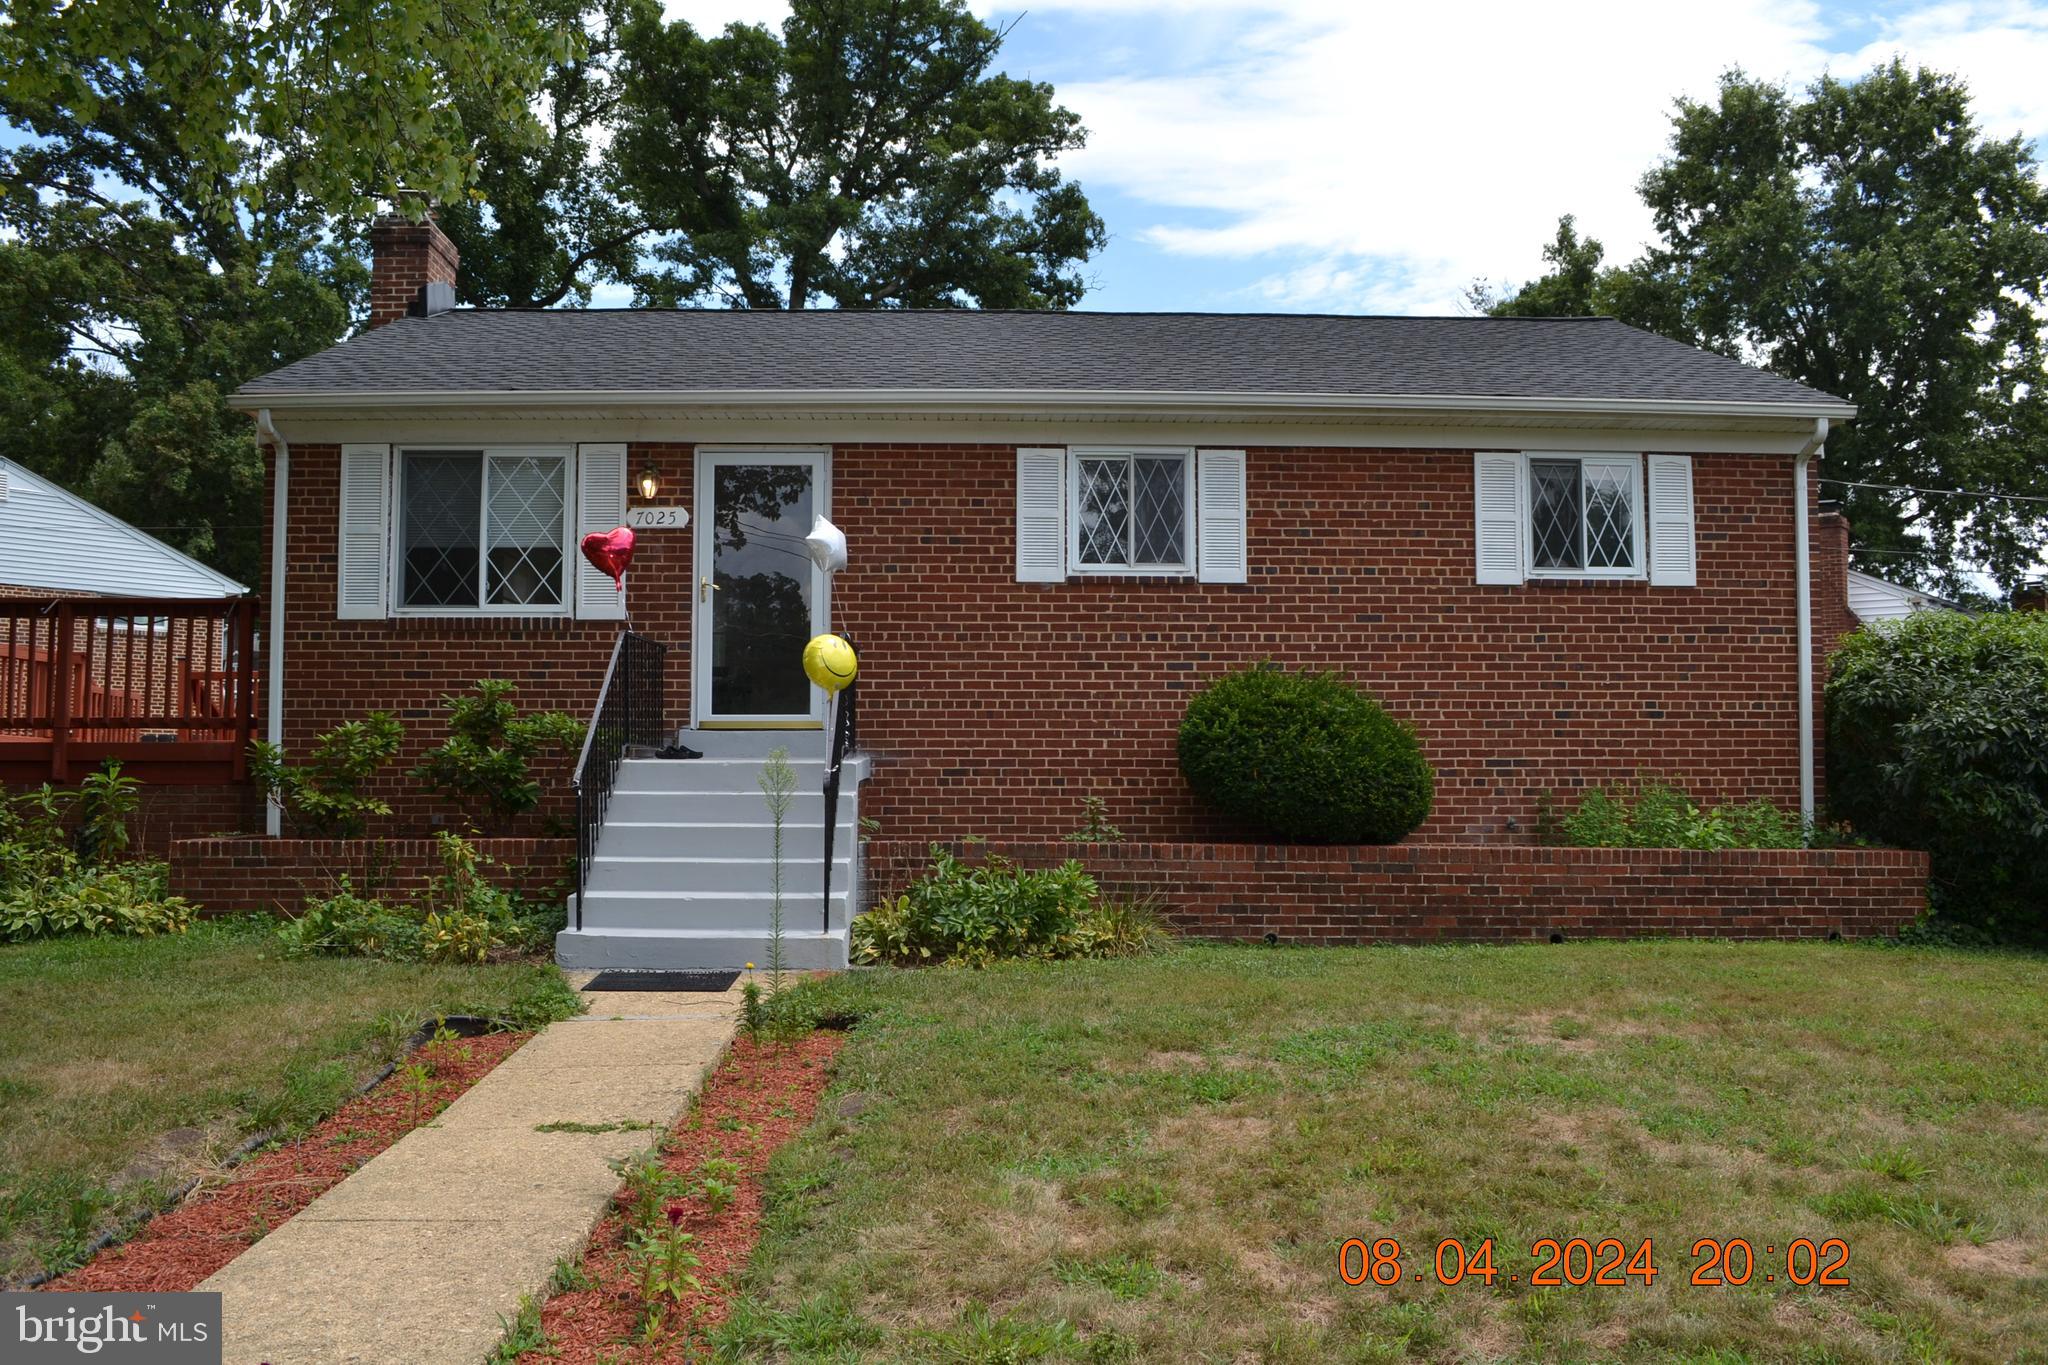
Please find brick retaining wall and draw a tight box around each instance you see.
[865,840,1929,943]
[170,836,573,914]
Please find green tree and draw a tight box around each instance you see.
[613,0,1106,309]
[1484,63,2048,595]
[0,1,576,583]
[437,0,658,309]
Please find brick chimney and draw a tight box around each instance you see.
[1816,500,1856,636]
[367,209,460,328]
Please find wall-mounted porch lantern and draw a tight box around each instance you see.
[636,468,660,500]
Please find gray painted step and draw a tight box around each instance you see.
[613,756,868,793]
[671,729,831,759]
[605,790,844,822]
[558,926,848,971]
[578,889,850,932]
[588,854,851,893]
[595,821,855,859]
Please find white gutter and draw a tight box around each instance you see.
[228,386,1857,423]
[1795,417,1829,825]
[255,408,289,838]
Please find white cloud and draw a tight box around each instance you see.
[651,0,2048,313]
[1039,0,2048,311]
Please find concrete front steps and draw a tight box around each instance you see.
[556,732,864,971]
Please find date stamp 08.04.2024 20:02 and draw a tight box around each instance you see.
[1338,1237,1851,1290]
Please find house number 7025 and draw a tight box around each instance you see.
[628,506,689,529]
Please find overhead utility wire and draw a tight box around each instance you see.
[1821,478,2048,507]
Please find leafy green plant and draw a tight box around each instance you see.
[609,1149,692,1235]
[851,849,1174,968]
[275,878,423,961]
[1177,662,1434,843]
[1,860,195,943]
[758,747,796,994]
[1828,610,2048,934]
[1065,796,1124,843]
[250,712,405,837]
[696,1174,739,1217]
[408,680,583,833]
[74,760,141,865]
[1553,780,1806,850]
[275,834,560,963]
[488,1294,551,1364]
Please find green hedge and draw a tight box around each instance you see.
[1827,610,2048,934]
[1176,664,1433,844]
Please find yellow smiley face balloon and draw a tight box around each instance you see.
[802,633,858,695]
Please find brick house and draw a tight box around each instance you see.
[217,215,1919,967]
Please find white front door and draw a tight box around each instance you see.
[692,450,829,728]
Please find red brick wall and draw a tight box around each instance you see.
[833,443,1828,841]
[367,216,460,328]
[269,443,695,830]
[169,836,572,914]
[269,440,1838,843]
[866,840,1928,943]
[0,781,263,857]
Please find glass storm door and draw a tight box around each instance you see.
[693,452,828,726]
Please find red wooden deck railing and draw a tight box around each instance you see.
[0,596,260,784]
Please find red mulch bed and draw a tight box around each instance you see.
[523,1031,846,1363]
[42,1031,530,1294]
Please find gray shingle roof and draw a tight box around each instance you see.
[234,309,1848,410]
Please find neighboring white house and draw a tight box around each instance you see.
[0,458,247,598]
[1846,567,1954,622]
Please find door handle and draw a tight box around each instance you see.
[699,576,720,603]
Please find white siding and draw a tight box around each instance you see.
[0,458,247,597]
[1846,569,1946,622]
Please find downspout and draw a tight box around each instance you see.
[256,408,289,837]
[1794,417,1829,826]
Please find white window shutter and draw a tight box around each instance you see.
[337,444,390,619]
[1016,447,1066,582]
[1196,449,1248,584]
[1646,454,1697,587]
[575,443,628,619]
[1473,452,1526,585]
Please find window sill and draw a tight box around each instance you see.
[369,613,582,634]
[1518,573,1649,587]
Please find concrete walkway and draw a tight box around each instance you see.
[201,976,740,1365]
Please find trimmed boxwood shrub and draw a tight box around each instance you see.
[1177,663,1433,843]
[1827,610,2048,935]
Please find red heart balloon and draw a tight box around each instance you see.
[580,525,636,590]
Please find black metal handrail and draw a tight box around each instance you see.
[571,630,669,928]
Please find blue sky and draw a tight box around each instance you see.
[674,0,2048,314]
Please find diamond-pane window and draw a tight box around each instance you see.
[1072,452,1188,569]
[1530,460,1582,570]
[1076,458,1129,565]
[1132,457,1187,564]
[486,455,566,606]
[400,450,568,609]
[1526,457,1638,575]
[1584,464,1635,569]
[403,454,482,606]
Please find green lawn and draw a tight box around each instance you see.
[726,943,2048,1364]
[0,917,578,1284]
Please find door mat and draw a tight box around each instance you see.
[583,969,741,993]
